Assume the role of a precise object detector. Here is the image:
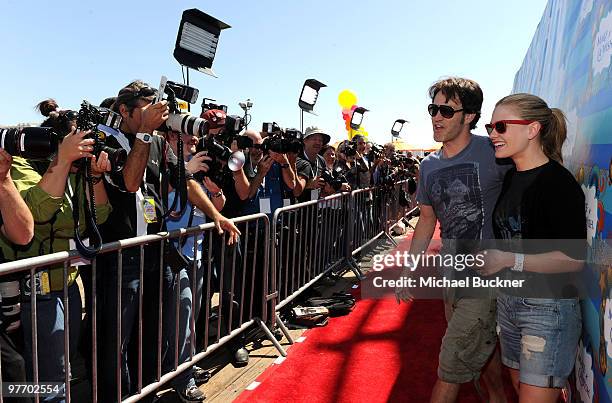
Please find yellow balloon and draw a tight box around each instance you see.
[338,90,357,109]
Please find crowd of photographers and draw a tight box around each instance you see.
[0,79,420,402]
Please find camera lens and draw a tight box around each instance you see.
[0,127,58,160]
[166,114,207,137]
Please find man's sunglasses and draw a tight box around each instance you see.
[485,120,535,135]
[427,104,464,119]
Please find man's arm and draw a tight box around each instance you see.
[186,179,240,244]
[233,169,251,201]
[408,204,437,256]
[395,204,437,303]
[122,101,168,192]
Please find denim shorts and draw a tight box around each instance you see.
[497,293,581,388]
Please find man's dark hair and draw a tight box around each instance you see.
[112,80,156,115]
[428,77,483,130]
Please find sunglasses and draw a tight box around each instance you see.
[428,104,464,119]
[485,120,535,135]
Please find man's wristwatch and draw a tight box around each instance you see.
[136,132,153,144]
[212,190,223,198]
[280,163,290,169]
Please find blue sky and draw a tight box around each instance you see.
[0,0,547,147]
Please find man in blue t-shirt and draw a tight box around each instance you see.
[396,77,511,403]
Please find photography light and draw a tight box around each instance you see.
[350,107,369,130]
[174,9,231,77]
[298,79,326,112]
[391,119,408,137]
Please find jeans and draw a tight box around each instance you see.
[21,283,82,403]
[99,254,141,402]
[162,261,204,390]
[497,293,582,388]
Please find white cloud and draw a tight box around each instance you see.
[582,184,598,247]
[576,339,594,403]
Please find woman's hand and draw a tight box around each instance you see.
[58,128,94,165]
[476,249,513,277]
[90,151,111,177]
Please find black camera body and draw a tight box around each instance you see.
[194,136,245,184]
[367,144,384,161]
[257,128,303,154]
[76,101,127,172]
[343,142,358,157]
[0,127,58,160]
[321,167,348,192]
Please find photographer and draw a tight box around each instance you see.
[98,81,239,401]
[294,126,330,202]
[333,141,358,192]
[2,99,112,403]
[352,135,372,189]
[160,129,222,402]
[0,144,34,403]
[243,129,296,216]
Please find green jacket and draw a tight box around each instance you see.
[0,157,111,291]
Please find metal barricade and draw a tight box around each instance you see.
[270,192,362,343]
[0,213,281,403]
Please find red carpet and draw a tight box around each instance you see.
[236,227,515,403]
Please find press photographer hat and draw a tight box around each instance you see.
[304,126,331,145]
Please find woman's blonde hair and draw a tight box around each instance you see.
[496,93,567,163]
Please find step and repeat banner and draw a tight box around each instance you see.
[512,0,612,401]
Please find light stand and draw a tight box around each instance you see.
[298,79,326,132]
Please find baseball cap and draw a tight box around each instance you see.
[303,126,331,145]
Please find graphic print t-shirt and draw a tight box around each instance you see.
[417,135,511,243]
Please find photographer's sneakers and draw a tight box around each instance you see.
[193,366,211,384]
[177,385,206,402]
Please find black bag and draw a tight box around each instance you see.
[304,292,356,316]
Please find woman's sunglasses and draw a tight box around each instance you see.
[485,120,535,135]
[427,104,464,119]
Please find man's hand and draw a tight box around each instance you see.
[477,249,513,277]
[395,267,414,304]
[257,155,274,177]
[269,151,289,165]
[0,149,13,181]
[186,151,212,175]
[213,214,241,245]
[287,152,298,165]
[306,177,326,190]
[202,177,221,194]
[138,100,169,134]
[339,183,351,192]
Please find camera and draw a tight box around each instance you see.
[76,101,127,172]
[340,141,358,158]
[367,144,384,161]
[0,127,58,160]
[321,167,348,192]
[201,98,228,114]
[257,125,303,154]
[194,136,245,183]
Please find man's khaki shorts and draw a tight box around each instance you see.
[438,297,497,384]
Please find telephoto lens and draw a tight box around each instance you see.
[0,127,58,160]
[165,113,208,137]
